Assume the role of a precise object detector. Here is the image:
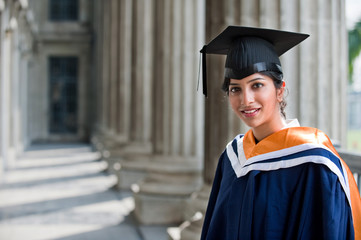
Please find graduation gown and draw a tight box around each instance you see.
[201,121,361,240]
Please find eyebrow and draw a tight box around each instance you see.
[247,77,265,83]
[229,77,265,85]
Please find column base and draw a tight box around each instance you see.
[132,156,202,225]
[104,142,153,188]
[90,132,117,155]
[168,184,211,240]
[115,154,150,190]
[134,192,186,225]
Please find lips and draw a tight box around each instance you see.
[240,108,260,117]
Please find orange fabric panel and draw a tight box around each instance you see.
[243,127,333,159]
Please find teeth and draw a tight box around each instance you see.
[244,109,257,114]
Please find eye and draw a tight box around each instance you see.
[252,82,264,89]
[229,87,241,95]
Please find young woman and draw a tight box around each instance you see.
[200,26,361,240]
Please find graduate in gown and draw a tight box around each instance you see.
[199,26,361,240]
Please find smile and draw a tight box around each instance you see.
[241,108,260,117]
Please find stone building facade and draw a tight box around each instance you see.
[0,0,95,179]
[0,0,348,239]
[27,0,93,143]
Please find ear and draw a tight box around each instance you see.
[276,81,285,102]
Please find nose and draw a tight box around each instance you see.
[241,88,254,106]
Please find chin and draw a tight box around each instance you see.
[240,119,261,129]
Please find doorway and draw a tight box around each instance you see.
[48,56,78,134]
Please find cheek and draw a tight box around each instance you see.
[229,97,240,110]
[256,91,277,109]
[260,87,276,101]
[262,93,278,110]
[261,95,273,104]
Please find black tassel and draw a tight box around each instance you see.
[200,45,207,97]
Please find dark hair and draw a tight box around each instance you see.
[222,71,287,119]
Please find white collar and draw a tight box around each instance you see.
[282,119,300,129]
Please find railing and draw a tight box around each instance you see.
[338,149,361,193]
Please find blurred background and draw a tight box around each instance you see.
[0,0,360,239]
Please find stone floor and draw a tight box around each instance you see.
[0,143,171,240]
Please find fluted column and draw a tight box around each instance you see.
[103,0,135,174]
[0,9,3,179]
[1,8,15,171]
[97,0,126,160]
[132,0,204,225]
[130,0,154,147]
[117,0,132,144]
[91,0,112,153]
[172,1,248,239]
[0,0,30,171]
[17,10,33,149]
[108,0,119,137]
[0,8,9,176]
[90,0,103,150]
[8,19,18,168]
[101,0,154,187]
[92,0,103,133]
[298,0,346,144]
[279,0,299,119]
[101,0,110,135]
[12,6,31,157]
[92,0,125,155]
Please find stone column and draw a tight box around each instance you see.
[1,9,14,171]
[0,8,5,180]
[129,0,154,148]
[132,0,205,225]
[108,0,119,137]
[12,4,31,157]
[103,0,154,187]
[97,0,124,158]
[7,1,31,162]
[297,0,347,145]
[94,0,115,151]
[171,1,247,239]
[279,0,300,119]
[90,0,104,150]
[18,12,32,149]
[116,0,132,144]
[171,0,347,239]
[26,38,41,144]
[91,0,117,154]
[11,26,20,156]
[338,0,348,146]
[101,0,134,174]
[20,49,31,148]
[98,0,110,135]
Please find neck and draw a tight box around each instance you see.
[252,117,287,142]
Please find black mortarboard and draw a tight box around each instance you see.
[200,26,309,96]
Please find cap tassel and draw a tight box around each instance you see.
[200,45,207,97]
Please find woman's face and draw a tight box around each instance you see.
[228,73,284,132]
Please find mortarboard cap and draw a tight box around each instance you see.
[200,26,309,96]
